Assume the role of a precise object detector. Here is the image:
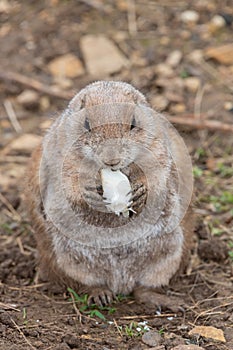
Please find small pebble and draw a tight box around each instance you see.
[184,77,201,93]
[17,89,39,109]
[180,10,200,24]
[142,330,162,347]
[224,101,233,111]
[48,53,85,78]
[187,50,203,63]
[166,50,183,68]
[155,63,174,77]
[39,96,50,111]
[210,15,226,28]
[151,95,169,111]
[170,103,186,114]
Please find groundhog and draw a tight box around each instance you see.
[25,81,193,308]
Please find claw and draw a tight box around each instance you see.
[88,287,115,307]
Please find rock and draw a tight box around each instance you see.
[53,77,73,89]
[187,50,203,63]
[180,10,200,24]
[62,334,80,348]
[184,77,200,93]
[224,101,233,111]
[0,0,11,14]
[180,30,191,40]
[165,91,183,103]
[39,96,50,111]
[116,0,128,11]
[130,51,147,67]
[80,34,128,76]
[17,89,39,109]
[39,119,53,131]
[170,103,186,114]
[166,50,183,68]
[48,53,85,78]
[159,36,170,46]
[205,44,233,65]
[209,15,226,31]
[208,15,226,34]
[3,134,42,155]
[189,326,226,343]
[151,95,169,111]
[155,63,174,77]
[171,345,204,350]
[142,330,162,347]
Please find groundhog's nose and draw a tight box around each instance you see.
[104,158,121,167]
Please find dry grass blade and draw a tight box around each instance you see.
[0,192,22,221]
[3,99,22,133]
[193,301,233,323]
[69,290,83,322]
[127,0,137,36]
[114,318,123,337]
[0,302,20,311]
[167,115,233,132]
[16,237,32,256]
[9,315,37,350]
[0,71,74,100]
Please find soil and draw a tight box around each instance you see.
[0,1,233,350]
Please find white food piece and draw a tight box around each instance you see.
[101,168,134,217]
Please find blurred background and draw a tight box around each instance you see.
[0,1,233,349]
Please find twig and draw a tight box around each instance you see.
[120,313,177,320]
[114,318,123,337]
[194,301,233,323]
[127,0,137,36]
[3,99,22,133]
[0,71,74,100]
[9,315,37,350]
[167,115,233,132]
[69,290,83,322]
[0,302,20,312]
[0,192,22,222]
[0,281,47,290]
[16,237,32,256]
[194,84,206,120]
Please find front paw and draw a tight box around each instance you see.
[87,287,116,306]
[130,183,147,212]
[82,186,107,212]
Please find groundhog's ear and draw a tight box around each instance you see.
[130,90,149,106]
[80,95,86,109]
[68,91,86,111]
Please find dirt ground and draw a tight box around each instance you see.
[0,1,233,349]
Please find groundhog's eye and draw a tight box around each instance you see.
[130,116,136,130]
[84,118,91,132]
